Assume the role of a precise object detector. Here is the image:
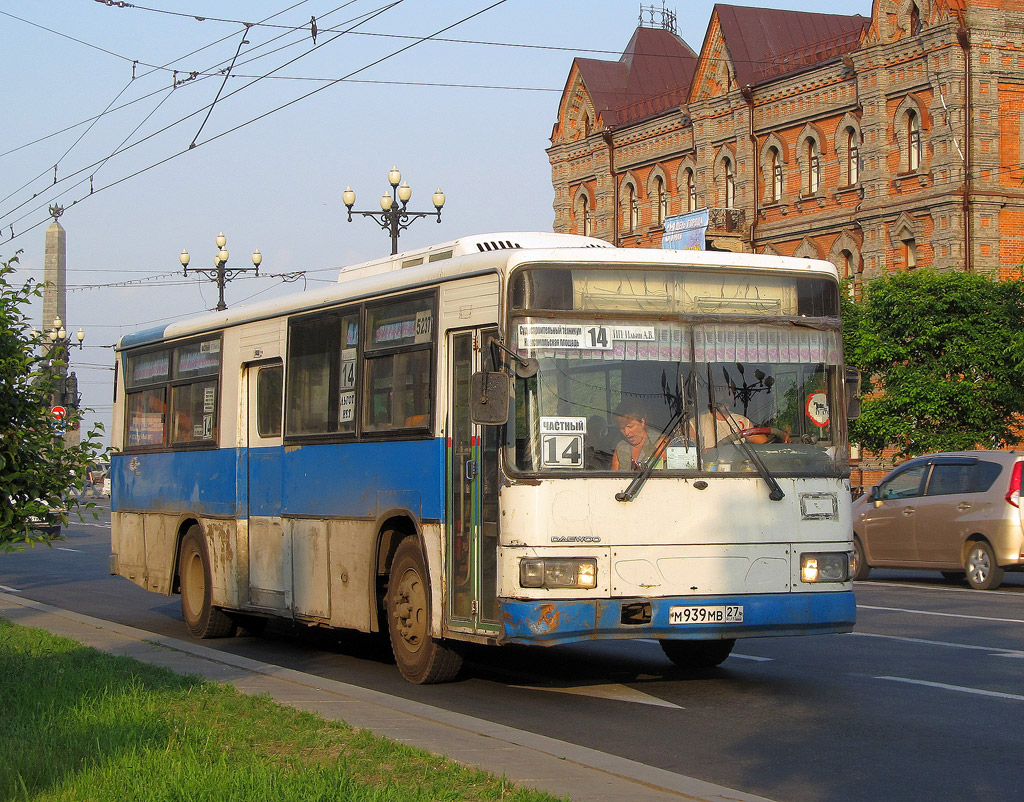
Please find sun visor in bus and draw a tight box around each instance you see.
[471,371,510,425]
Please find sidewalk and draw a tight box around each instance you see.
[0,592,776,802]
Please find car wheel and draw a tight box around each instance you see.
[964,541,1005,590]
[660,639,735,668]
[852,535,871,581]
[386,537,463,684]
[179,525,237,638]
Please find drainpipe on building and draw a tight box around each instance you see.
[602,128,619,247]
[957,26,972,272]
[742,85,758,252]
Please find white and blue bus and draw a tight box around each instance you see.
[111,232,857,683]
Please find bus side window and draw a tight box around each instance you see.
[126,387,166,447]
[362,295,434,433]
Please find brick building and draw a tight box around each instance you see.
[548,1,1024,486]
[548,0,1024,288]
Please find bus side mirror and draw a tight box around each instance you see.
[845,367,862,420]
[470,371,510,425]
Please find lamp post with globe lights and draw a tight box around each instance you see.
[342,166,445,255]
[180,232,262,311]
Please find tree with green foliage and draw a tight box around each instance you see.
[842,269,1024,460]
[1,253,105,548]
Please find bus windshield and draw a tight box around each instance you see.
[507,265,848,478]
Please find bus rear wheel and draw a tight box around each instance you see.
[386,538,462,684]
[660,638,735,669]
[179,525,236,639]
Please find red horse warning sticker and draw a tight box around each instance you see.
[806,392,830,427]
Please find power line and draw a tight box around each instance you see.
[0,2,405,237]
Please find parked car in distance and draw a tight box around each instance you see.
[852,451,1024,590]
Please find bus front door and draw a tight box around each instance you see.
[447,329,500,635]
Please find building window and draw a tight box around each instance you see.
[904,237,918,269]
[805,139,820,195]
[769,147,783,201]
[846,128,859,185]
[685,169,696,212]
[723,158,735,208]
[910,3,922,35]
[653,176,667,225]
[623,182,639,233]
[907,110,921,172]
[576,193,592,236]
[840,249,856,298]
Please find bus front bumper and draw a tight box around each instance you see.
[499,590,856,646]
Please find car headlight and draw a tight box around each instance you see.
[520,558,597,589]
[800,552,851,583]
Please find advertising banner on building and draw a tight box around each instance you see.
[662,209,709,250]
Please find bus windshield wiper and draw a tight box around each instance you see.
[715,403,785,502]
[615,404,688,503]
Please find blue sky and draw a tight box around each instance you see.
[0,0,867,436]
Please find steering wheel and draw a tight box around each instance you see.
[721,426,787,445]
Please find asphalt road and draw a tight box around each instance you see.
[2,502,1022,802]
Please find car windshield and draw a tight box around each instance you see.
[505,264,848,478]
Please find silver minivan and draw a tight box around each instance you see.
[852,451,1024,589]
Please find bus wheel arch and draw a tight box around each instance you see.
[178,523,237,639]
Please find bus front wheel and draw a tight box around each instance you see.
[660,638,735,669]
[386,537,463,684]
[179,525,236,639]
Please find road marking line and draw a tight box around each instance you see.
[513,682,684,709]
[0,585,21,593]
[852,631,1024,657]
[858,603,1024,625]
[861,580,1021,595]
[875,675,1024,702]
[730,653,773,662]
[56,548,83,553]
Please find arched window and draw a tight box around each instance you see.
[575,192,592,237]
[907,110,921,172]
[624,182,638,233]
[723,157,735,208]
[769,147,783,202]
[846,127,859,185]
[685,169,697,212]
[654,176,666,225]
[805,139,820,195]
[840,249,855,298]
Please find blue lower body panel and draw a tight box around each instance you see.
[499,591,856,646]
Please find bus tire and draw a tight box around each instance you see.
[660,638,735,669]
[852,535,871,581]
[179,525,236,639]
[386,537,462,684]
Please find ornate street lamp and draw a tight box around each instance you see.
[38,316,84,408]
[342,166,445,255]
[180,232,262,311]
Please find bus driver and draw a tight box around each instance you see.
[610,401,664,471]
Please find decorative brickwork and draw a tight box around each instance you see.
[548,2,1024,485]
[549,1,1024,279]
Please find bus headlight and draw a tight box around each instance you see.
[800,552,850,583]
[520,558,598,589]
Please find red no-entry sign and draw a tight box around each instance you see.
[51,405,67,421]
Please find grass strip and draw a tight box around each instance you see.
[0,619,566,802]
